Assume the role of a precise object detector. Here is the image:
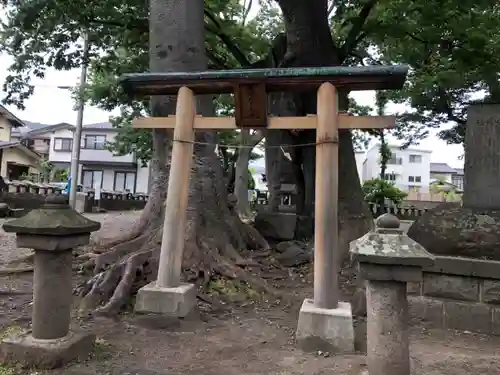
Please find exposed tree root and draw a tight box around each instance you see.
[77,212,282,315]
[0,290,32,296]
[91,232,153,272]
[0,266,34,275]
[76,139,283,316]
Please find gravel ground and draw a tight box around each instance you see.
[0,213,499,375]
[0,211,142,264]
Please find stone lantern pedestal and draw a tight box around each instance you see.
[350,214,434,375]
[0,195,101,369]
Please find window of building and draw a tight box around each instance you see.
[408,176,422,183]
[409,154,422,163]
[387,155,403,165]
[83,135,106,150]
[408,185,421,192]
[82,170,103,189]
[114,171,136,192]
[53,138,73,151]
[452,176,464,190]
[384,173,397,181]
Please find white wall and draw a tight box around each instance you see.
[48,128,73,163]
[364,144,432,193]
[354,152,365,183]
[136,163,150,193]
[363,146,380,181]
[48,128,134,164]
[252,173,268,191]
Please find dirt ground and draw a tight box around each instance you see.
[0,212,499,375]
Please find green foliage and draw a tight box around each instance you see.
[430,181,462,202]
[2,0,499,152]
[53,168,69,182]
[0,0,271,163]
[247,169,255,189]
[369,0,500,144]
[362,178,408,206]
[38,156,53,182]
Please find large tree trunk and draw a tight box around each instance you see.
[234,143,251,216]
[274,0,373,258]
[265,94,303,213]
[78,0,271,315]
[234,129,263,217]
[274,0,373,315]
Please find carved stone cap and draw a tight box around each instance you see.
[3,195,101,236]
[350,213,435,268]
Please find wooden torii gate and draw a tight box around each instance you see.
[120,66,408,347]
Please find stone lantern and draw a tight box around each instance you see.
[349,213,434,375]
[0,195,101,369]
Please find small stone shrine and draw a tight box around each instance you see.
[350,213,434,375]
[0,195,100,369]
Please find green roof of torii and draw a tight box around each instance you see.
[120,65,408,96]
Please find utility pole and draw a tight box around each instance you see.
[69,32,90,208]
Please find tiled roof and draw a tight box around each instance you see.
[12,121,116,138]
[430,162,457,174]
[0,104,25,127]
[84,122,114,129]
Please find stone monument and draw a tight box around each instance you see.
[409,102,500,260]
[0,195,101,369]
[350,213,434,375]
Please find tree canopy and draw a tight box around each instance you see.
[2,0,500,150]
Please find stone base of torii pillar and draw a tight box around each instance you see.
[296,299,355,352]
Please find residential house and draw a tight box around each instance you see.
[362,143,432,193]
[430,162,464,191]
[11,121,54,158]
[28,121,151,193]
[0,105,42,180]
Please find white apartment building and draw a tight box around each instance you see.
[362,143,432,193]
[28,122,150,193]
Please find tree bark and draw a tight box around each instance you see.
[274,0,372,257]
[78,0,271,315]
[234,129,263,217]
[266,91,301,212]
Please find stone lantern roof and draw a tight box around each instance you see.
[3,195,101,236]
[350,213,434,267]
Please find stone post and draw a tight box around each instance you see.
[350,214,434,375]
[0,195,101,369]
[463,103,500,210]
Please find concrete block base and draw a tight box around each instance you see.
[135,281,196,317]
[296,299,354,353]
[0,331,96,369]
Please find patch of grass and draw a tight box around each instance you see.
[0,364,18,375]
[207,277,262,302]
[90,337,113,361]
